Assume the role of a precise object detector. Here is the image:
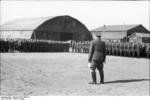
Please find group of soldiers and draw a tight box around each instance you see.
[0,39,149,58]
[71,41,91,53]
[70,40,150,58]
[105,42,150,57]
[0,39,70,52]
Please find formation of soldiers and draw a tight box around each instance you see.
[0,39,149,58]
[0,39,70,52]
[70,40,150,58]
[71,41,91,53]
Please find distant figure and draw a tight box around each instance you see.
[88,34,106,84]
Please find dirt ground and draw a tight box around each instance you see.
[0,53,149,96]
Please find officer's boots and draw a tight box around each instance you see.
[89,71,97,84]
[99,70,104,84]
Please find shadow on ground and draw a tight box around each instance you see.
[104,79,150,84]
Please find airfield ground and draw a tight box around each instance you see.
[0,53,149,95]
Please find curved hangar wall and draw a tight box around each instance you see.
[0,15,92,41]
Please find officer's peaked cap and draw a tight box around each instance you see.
[96,33,101,37]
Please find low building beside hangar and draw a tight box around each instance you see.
[91,24,150,42]
[0,15,92,41]
[129,33,150,43]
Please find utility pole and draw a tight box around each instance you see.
[103,24,106,41]
[33,31,36,40]
[122,21,127,42]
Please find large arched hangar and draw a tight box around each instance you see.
[0,15,92,41]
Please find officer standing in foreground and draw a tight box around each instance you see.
[88,33,106,84]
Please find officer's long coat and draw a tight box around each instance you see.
[88,40,106,63]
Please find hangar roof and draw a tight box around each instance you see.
[0,16,55,31]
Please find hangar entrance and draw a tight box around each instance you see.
[60,32,73,41]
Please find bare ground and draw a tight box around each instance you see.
[0,53,149,96]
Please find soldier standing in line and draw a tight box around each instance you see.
[88,33,106,84]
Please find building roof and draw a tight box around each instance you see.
[0,16,55,31]
[92,31,126,40]
[92,24,140,32]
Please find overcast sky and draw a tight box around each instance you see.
[0,1,149,30]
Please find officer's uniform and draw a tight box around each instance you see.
[88,34,106,84]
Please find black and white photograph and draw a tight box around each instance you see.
[0,0,150,97]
